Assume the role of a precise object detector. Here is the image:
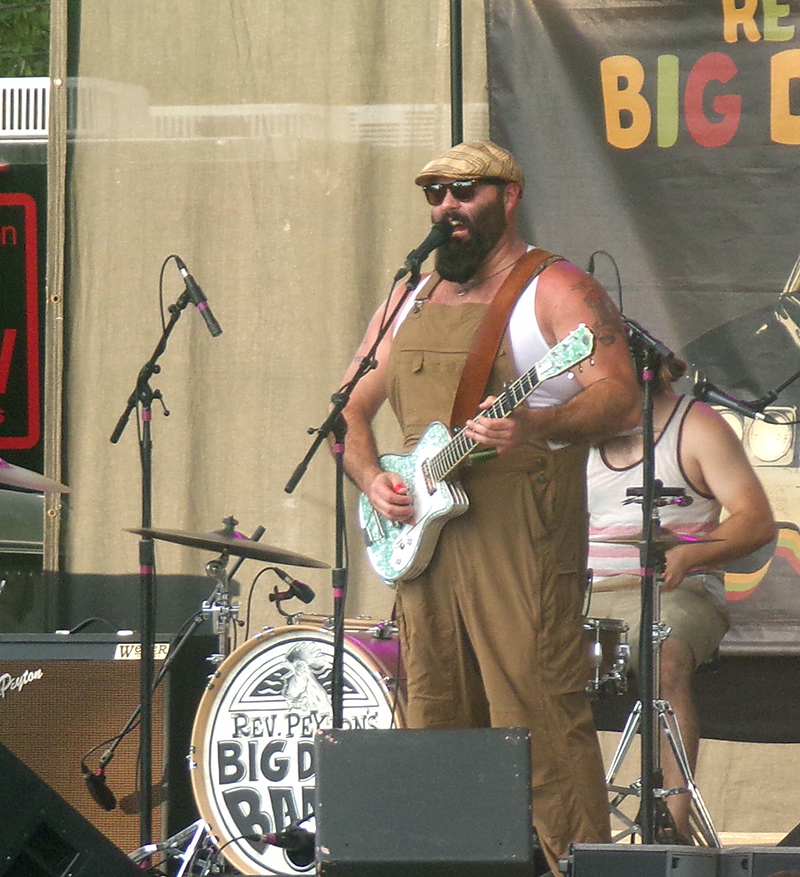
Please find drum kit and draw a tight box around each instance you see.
[115,521,637,876]
[0,455,716,871]
[118,521,408,876]
[116,522,644,876]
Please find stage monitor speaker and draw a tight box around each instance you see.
[314,727,537,876]
[0,633,213,854]
[720,846,800,876]
[0,741,146,876]
[565,844,720,877]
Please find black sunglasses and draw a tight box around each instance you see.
[422,178,504,206]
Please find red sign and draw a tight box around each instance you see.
[0,192,40,449]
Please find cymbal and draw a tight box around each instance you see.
[590,529,722,549]
[126,527,330,569]
[0,458,70,493]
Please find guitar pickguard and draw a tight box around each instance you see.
[358,422,469,584]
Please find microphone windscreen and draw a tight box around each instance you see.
[293,582,316,604]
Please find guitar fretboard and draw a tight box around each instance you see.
[427,366,541,482]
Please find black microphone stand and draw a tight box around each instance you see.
[285,267,423,726]
[636,343,660,844]
[748,366,800,410]
[624,326,684,843]
[110,289,192,846]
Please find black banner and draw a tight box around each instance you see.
[486,0,800,649]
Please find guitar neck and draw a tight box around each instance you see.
[423,324,594,484]
[428,366,541,482]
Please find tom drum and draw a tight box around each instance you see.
[583,616,629,698]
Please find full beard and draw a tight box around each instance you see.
[434,198,507,283]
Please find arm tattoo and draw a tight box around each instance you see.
[575,278,620,347]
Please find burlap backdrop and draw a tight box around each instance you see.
[57,1,488,632]
[49,0,799,839]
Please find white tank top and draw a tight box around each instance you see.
[586,395,725,600]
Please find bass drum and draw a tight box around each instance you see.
[189,620,404,875]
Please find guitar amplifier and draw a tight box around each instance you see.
[0,633,214,854]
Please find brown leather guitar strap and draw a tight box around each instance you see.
[449,248,565,430]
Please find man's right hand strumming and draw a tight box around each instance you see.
[365,470,415,523]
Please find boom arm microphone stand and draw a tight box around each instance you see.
[284,266,423,727]
[109,288,193,846]
[633,338,661,844]
[622,317,687,842]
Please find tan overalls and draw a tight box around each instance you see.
[386,291,611,871]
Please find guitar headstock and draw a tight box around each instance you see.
[537,324,595,381]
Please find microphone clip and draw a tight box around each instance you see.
[622,315,676,363]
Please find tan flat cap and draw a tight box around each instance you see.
[414,140,525,188]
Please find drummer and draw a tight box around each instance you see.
[586,336,774,841]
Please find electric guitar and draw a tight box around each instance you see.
[358,324,595,584]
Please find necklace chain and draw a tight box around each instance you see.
[455,252,525,296]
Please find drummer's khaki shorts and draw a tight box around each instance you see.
[588,574,729,667]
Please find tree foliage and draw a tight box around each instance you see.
[0,2,50,77]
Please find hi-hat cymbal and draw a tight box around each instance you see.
[590,528,722,549]
[126,527,330,569]
[0,458,70,493]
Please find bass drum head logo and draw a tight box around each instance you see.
[190,624,403,875]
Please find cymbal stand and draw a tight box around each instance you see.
[603,501,720,847]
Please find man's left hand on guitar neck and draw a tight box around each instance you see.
[463,396,522,454]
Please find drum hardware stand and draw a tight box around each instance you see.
[285,262,425,727]
[198,517,265,661]
[129,818,225,876]
[603,484,720,845]
[603,546,720,847]
[201,556,240,660]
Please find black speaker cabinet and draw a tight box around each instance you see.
[314,728,536,876]
[0,741,144,876]
[566,845,800,877]
[721,846,800,876]
[0,633,213,854]
[566,844,720,877]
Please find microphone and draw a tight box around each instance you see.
[622,316,675,362]
[393,220,454,282]
[269,568,316,604]
[260,827,315,851]
[175,256,223,337]
[82,763,117,811]
[693,381,780,424]
[254,827,315,867]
